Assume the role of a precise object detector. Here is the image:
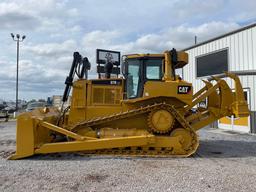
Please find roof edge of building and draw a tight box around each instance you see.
[181,22,256,51]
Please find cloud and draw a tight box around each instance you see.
[0,0,255,100]
[76,21,240,77]
[0,0,80,32]
[81,21,240,55]
[0,21,243,100]
[0,58,65,100]
[0,2,40,30]
[23,40,77,57]
[172,0,225,20]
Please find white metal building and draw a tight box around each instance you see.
[182,23,256,133]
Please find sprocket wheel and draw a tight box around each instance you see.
[148,109,175,134]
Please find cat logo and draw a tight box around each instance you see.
[178,86,191,94]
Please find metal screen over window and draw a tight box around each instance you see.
[196,49,228,77]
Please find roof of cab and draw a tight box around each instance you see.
[125,53,164,59]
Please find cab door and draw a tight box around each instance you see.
[125,59,143,99]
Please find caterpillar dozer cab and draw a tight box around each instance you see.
[9,48,249,160]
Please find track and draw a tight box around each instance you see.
[70,103,199,157]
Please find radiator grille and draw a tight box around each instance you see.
[93,87,121,105]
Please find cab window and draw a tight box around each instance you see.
[145,59,163,80]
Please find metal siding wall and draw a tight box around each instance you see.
[249,75,256,111]
[251,28,256,111]
[183,26,256,111]
[239,75,256,111]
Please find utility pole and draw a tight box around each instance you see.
[194,36,197,45]
[10,33,26,112]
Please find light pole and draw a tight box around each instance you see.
[11,33,26,112]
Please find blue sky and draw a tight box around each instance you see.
[0,0,255,100]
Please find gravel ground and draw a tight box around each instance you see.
[0,120,256,192]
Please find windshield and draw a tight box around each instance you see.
[127,59,140,98]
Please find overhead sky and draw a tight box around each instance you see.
[0,0,255,100]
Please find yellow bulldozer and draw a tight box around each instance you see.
[9,48,249,160]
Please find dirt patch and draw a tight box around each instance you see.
[0,150,15,158]
[84,174,109,183]
[0,140,16,146]
[69,182,81,192]
[139,161,159,169]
